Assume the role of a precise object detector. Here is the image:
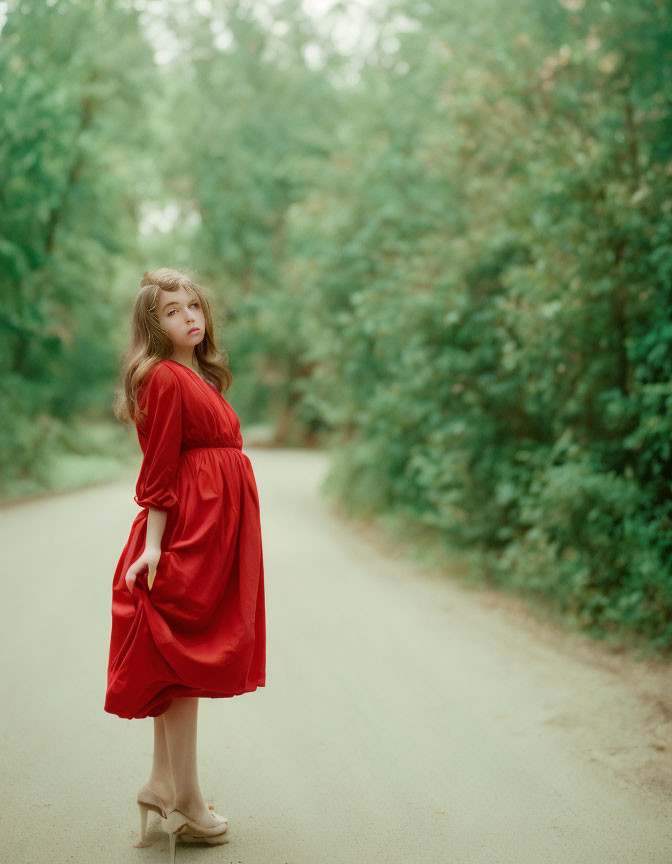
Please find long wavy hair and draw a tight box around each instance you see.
[114,267,234,425]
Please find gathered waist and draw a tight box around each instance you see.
[181,444,242,454]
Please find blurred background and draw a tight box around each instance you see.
[1,0,671,653]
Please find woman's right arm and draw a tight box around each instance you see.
[145,506,168,555]
[125,507,168,593]
[125,365,182,594]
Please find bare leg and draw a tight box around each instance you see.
[161,697,222,826]
[145,715,175,809]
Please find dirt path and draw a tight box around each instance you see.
[1,446,671,863]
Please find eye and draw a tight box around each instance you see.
[190,301,199,308]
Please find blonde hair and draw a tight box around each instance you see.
[114,267,233,424]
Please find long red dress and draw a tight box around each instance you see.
[104,358,266,719]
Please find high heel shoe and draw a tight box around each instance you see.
[135,785,171,847]
[164,808,229,863]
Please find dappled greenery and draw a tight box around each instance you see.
[290,1,672,649]
[2,0,671,649]
[0,0,158,487]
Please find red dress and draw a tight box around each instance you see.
[104,358,266,719]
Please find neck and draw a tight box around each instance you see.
[169,348,198,370]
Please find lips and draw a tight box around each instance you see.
[188,327,200,334]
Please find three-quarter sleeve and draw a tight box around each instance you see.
[134,364,183,511]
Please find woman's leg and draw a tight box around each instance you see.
[162,696,222,826]
[146,715,175,808]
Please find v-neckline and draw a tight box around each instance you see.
[164,358,225,401]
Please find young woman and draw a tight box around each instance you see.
[104,268,266,859]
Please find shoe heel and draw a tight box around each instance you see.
[165,810,188,835]
[135,801,151,847]
[165,811,188,864]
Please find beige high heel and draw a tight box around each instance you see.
[134,785,170,847]
[134,784,226,844]
[164,808,229,863]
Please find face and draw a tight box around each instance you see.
[157,286,206,351]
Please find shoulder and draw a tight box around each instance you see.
[139,360,181,403]
[152,359,181,385]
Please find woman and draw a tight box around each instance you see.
[104,268,266,859]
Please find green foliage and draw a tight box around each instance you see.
[289,0,672,650]
[3,0,672,650]
[0,0,159,484]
